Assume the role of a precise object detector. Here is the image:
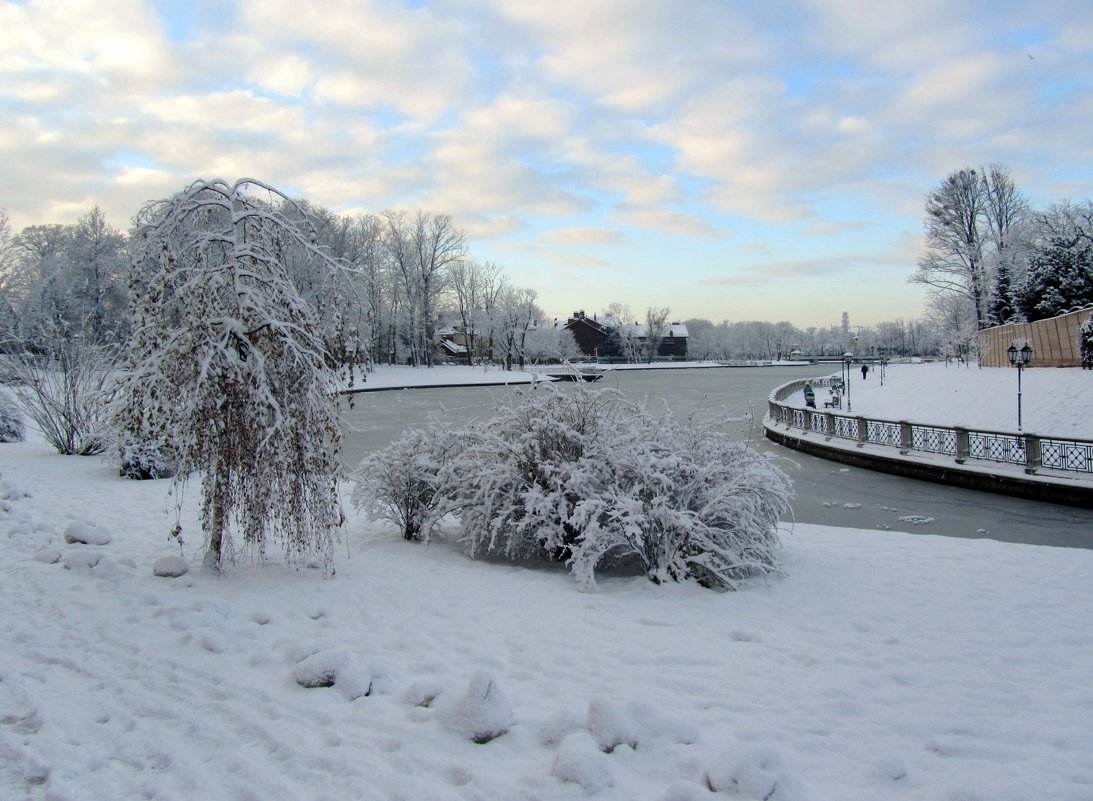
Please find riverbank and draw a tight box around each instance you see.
[347,359,815,391]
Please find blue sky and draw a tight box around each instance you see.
[2,0,1092,327]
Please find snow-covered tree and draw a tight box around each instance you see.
[1016,234,1093,321]
[1079,315,1093,370]
[642,306,671,363]
[116,178,345,571]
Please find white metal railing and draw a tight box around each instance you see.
[767,378,1093,477]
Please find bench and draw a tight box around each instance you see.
[823,395,841,409]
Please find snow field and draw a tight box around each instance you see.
[791,362,1093,439]
[2,427,1093,799]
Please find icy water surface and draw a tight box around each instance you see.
[339,366,1093,548]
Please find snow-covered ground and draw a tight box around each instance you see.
[786,362,1093,440]
[3,364,1092,801]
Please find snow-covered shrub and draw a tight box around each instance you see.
[351,424,460,541]
[1080,314,1093,369]
[450,383,790,589]
[567,408,791,590]
[377,381,791,591]
[445,383,626,562]
[0,394,24,442]
[117,435,178,480]
[5,343,116,455]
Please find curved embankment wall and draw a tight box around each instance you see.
[764,377,1093,509]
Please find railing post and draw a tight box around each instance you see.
[856,417,868,448]
[1023,434,1041,474]
[954,427,969,464]
[898,421,913,455]
[825,412,836,440]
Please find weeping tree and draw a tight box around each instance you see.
[115,178,345,571]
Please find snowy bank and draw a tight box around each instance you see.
[2,428,1092,800]
[783,362,1093,439]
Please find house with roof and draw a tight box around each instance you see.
[562,311,688,361]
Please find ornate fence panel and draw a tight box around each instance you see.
[1039,438,1093,474]
[911,425,957,456]
[866,420,901,448]
[968,432,1026,466]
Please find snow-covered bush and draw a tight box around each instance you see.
[445,383,626,563]
[1080,314,1093,369]
[351,423,460,541]
[117,435,178,480]
[567,408,791,590]
[5,342,116,455]
[0,394,24,442]
[356,381,792,591]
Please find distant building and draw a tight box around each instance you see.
[562,311,688,360]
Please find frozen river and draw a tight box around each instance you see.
[339,365,1093,549]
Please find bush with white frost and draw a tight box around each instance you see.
[354,382,792,590]
[0,394,24,442]
[4,342,116,455]
[351,423,460,541]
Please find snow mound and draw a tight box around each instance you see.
[437,670,513,744]
[587,698,638,753]
[403,679,444,708]
[705,748,809,800]
[63,520,112,545]
[1,479,29,500]
[59,549,125,578]
[292,648,351,689]
[553,731,614,793]
[152,555,189,577]
[32,548,61,564]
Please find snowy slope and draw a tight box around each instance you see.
[2,425,1092,801]
[786,362,1093,439]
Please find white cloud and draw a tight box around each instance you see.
[545,227,624,246]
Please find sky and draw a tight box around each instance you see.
[2,0,1093,328]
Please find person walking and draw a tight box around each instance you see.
[861,363,869,380]
[803,383,816,408]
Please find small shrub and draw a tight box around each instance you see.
[6,343,116,455]
[0,395,24,442]
[351,424,460,541]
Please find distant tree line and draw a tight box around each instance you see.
[0,202,562,371]
[912,164,1093,349]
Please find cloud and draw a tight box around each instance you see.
[545,227,624,246]
[615,208,726,239]
[805,221,872,236]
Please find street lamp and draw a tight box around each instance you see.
[842,351,854,412]
[1006,340,1033,431]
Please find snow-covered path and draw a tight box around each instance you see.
[3,430,1093,800]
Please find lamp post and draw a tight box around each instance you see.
[843,351,853,412]
[1006,341,1033,431]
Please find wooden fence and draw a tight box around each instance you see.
[978,307,1093,368]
